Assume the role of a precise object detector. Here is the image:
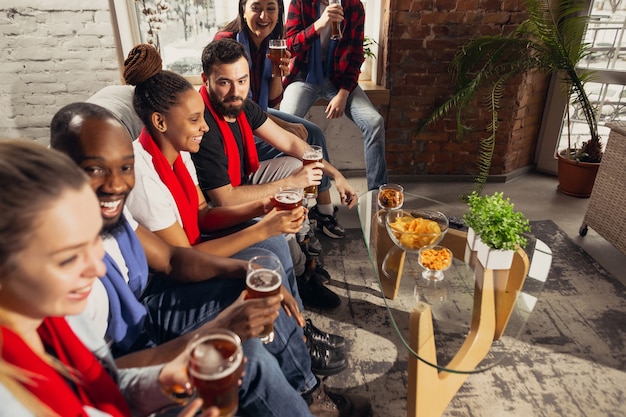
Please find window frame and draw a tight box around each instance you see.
[110,0,384,85]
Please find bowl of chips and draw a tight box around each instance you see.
[418,245,453,281]
[385,209,449,253]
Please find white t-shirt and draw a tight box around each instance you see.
[126,140,198,233]
[85,206,139,341]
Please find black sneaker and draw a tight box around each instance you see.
[306,338,348,376]
[309,205,346,239]
[305,319,346,350]
[304,379,372,417]
[299,234,323,257]
[313,263,331,284]
[297,263,341,310]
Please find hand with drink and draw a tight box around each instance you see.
[329,0,343,40]
[302,145,324,199]
[259,205,305,235]
[268,39,290,77]
[157,340,230,417]
[186,330,245,417]
[245,254,284,343]
[317,0,343,40]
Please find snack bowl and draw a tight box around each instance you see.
[418,245,453,281]
[385,209,449,253]
[378,183,404,210]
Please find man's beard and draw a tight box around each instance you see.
[208,87,246,119]
[100,213,126,239]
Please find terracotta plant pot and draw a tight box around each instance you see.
[556,150,600,198]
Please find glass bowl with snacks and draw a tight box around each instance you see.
[385,209,449,253]
[378,184,404,210]
[418,245,453,281]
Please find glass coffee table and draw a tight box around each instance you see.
[357,190,551,417]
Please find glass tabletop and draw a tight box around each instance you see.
[357,190,551,374]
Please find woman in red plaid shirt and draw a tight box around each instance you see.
[281,0,388,191]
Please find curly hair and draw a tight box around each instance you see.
[123,44,194,131]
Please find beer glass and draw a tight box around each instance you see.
[274,187,304,210]
[187,329,244,417]
[329,0,342,40]
[302,145,323,199]
[246,254,283,343]
[269,39,287,77]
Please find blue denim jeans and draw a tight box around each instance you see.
[141,244,315,416]
[256,108,331,194]
[281,77,388,190]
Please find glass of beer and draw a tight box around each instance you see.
[302,145,323,199]
[246,254,283,343]
[269,39,287,77]
[187,329,244,417]
[329,0,342,40]
[274,187,304,210]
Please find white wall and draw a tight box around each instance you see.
[0,1,120,143]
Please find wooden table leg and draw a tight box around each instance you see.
[407,264,496,417]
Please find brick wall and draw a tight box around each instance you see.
[385,0,548,177]
[0,1,120,144]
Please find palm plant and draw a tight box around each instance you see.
[420,0,603,193]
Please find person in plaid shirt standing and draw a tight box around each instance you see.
[281,0,388,191]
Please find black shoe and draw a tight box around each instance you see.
[313,263,331,284]
[304,379,372,417]
[299,234,323,257]
[297,265,341,310]
[309,205,346,239]
[306,337,348,376]
[305,319,346,350]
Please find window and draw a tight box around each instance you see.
[536,0,626,173]
[112,0,383,84]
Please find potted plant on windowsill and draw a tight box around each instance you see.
[463,192,531,270]
[419,0,603,196]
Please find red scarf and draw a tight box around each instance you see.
[199,85,259,186]
[0,317,130,417]
[139,128,201,244]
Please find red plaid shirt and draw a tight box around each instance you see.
[284,0,365,93]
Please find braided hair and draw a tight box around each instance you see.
[123,44,194,132]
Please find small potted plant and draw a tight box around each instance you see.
[463,191,531,270]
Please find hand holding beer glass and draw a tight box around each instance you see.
[269,39,287,77]
[329,0,343,40]
[302,145,324,199]
[187,329,244,417]
[274,187,304,211]
[246,254,283,343]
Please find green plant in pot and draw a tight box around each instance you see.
[463,191,530,269]
[420,0,603,196]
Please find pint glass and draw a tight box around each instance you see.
[329,0,342,40]
[246,254,283,343]
[274,188,304,210]
[187,330,244,417]
[302,145,323,199]
[269,39,287,77]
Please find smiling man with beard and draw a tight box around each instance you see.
[192,38,352,312]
